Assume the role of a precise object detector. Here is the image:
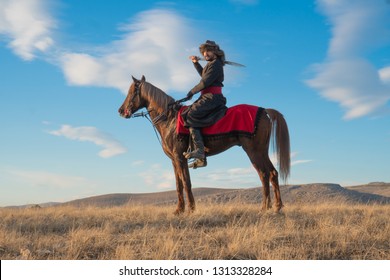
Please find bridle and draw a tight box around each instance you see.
[128,80,165,145]
[124,80,190,146]
[127,80,146,116]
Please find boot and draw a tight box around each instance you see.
[183,128,207,168]
[188,158,207,169]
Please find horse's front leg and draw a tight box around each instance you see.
[172,159,195,214]
[174,185,185,215]
[183,162,195,213]
[172,160,185,214]
[172,158,195,214]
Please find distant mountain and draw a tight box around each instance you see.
[60,188,232,207]
[4,183,390,209]
[4,202,61,209]
[200,183,390,205]
[57,183,390,208]
[345,182,390,197]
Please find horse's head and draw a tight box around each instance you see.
[118,75,147,118]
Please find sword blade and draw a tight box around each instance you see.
[225,61,246,67]
[198,57,245,67]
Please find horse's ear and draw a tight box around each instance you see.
[141,75,145,82]
[131,75,138,83]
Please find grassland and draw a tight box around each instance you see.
[1,201,389,260]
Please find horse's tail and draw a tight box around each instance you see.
[265,108,291,182]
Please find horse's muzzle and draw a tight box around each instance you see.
[118,107,132,119]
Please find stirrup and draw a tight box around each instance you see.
[188,158,207,169]
[183,149,204,160]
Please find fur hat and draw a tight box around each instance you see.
[199,40,226,65]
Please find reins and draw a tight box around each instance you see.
[131,111,151,118]
[131,110,163,146]
[129,81,190,147]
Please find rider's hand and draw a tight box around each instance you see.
[189,56,199,63]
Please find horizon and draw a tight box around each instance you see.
[3,182,389,208]
[1,0,390,206]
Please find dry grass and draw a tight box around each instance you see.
[0,202,389,260]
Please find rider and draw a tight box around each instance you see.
[182,40,228,168]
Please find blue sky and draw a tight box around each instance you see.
[1,0,389,206]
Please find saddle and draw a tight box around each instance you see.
[176,104,262,137]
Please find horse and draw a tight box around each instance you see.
[118,75,290,214]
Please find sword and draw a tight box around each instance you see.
[196,57,246,67]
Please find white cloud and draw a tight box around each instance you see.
[0,0,55,60]
[192,152,312,188]
[131,160,145,167]
[306,0,390,119]
[140,164,258,191]
[205,166,253,181]
[49,125,127,158]
[271,151,312,167]
[192,165,258,188]
[7,169,93,189]
[137,151,312,191]
[379,66,390,85]
[59,9,200,94]
[139,164,175,190]
[292,159,313,166]
[1,3,202,93]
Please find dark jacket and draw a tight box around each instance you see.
[182,57,227,128]
[189,58,224,94]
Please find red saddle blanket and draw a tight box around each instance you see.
[177,104,260,136]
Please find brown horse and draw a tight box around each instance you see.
[118,75,290,214]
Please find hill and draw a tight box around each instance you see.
[200,183,390,205]
[4,182,389,209]
[60,188,227,207]
[345,182,390,197]
[55,183,390,208]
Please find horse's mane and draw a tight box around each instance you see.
[142,82,175,113]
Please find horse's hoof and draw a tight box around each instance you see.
[173,209,185,215]
[274,203,284,212]
[188,206,196,214]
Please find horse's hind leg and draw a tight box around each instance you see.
[259,169,272,211]
[256,161,283,212]
[244,149,272,211]
[270,166,283,212]
[259,156,283,212]
[245,144,285,211]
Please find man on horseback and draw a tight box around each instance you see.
[182,40,228,169]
